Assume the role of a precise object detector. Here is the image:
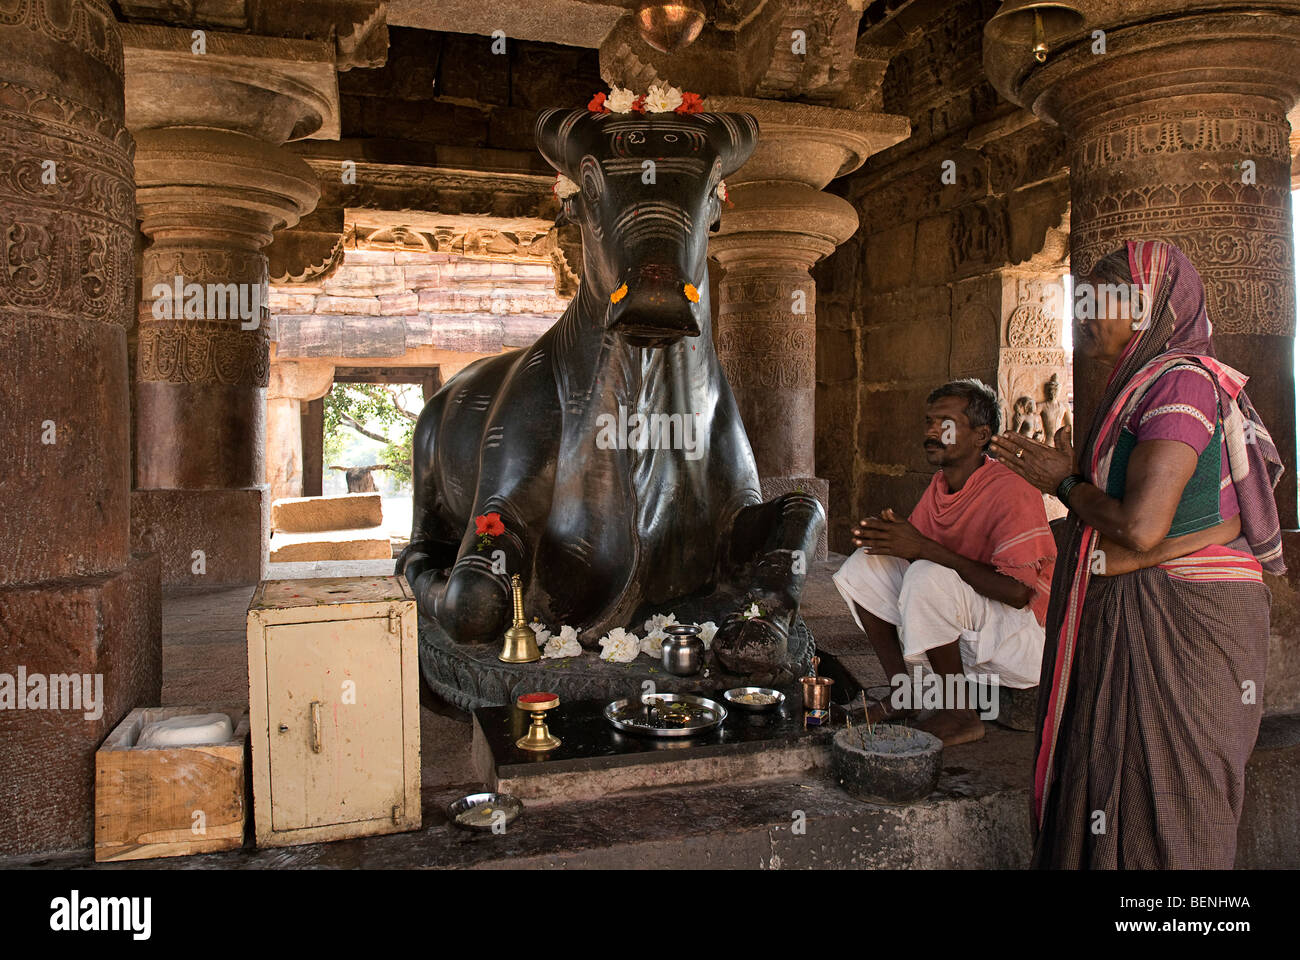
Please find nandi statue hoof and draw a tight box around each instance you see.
[399,93,825,705]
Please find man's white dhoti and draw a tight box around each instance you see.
[831,550,1044,689]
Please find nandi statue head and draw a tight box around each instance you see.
[535,104,757,348]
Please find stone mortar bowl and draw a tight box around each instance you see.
[831,723,943,805]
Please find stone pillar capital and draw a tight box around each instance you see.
[134,127,319,249]
[122,23,341,141]
[709,95,910,189]
[710,183,858,271]
[986,6,1300,127]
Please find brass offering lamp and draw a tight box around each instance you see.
[498,573,540,663]
[516,692,561,752]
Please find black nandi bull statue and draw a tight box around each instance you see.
[399,104,825,687]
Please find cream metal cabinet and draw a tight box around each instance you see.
[246,576,420,847]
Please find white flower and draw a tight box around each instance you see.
[716,180,728,202]
[528,621,552,647]
[640,628,668,658]
[605,85,638,114]
[743,602,762,620]
[598,627,640,662]
[543,625,582,659]
[643,611,678,634]
[694,621,718,650]
[554,174,579,199]
[642,83,683,113]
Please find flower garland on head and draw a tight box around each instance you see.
[588,83,705,115]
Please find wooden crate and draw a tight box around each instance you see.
[94,705,249,862]
[246,576,420,847]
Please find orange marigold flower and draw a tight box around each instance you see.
[683,283,700,303]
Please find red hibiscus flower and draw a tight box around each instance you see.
[588,92,608,113]
[631,94,647,112]
[475,512,505,537]
[676,91,705,114]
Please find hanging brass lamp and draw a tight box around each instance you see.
[985,1,1086,63]
[635,0,707,54]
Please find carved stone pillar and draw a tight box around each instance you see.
[987,4,1300,527]
[123,25,333,583]
[0,0,161,856]
[266,361,335,503]
[709,98,908,557]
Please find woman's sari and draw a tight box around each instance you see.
[1032,240,1285,869]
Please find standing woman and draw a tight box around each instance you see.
[991,239,1285,869]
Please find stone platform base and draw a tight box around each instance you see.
[472,695,840,803]
[418,615,817,712]
[132,487,267,586]
[0,553,161,857]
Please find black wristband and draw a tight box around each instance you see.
[1055,473,1086,506]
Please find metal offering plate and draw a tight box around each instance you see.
[446,792,523,831]
[604,692,728,738]
[723,686,786,713]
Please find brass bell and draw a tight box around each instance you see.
[498,574,540,663]
[985,1,1085,63]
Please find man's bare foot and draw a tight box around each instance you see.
[864,698,916,724]
[917,708,985,746]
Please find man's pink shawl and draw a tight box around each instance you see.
[908,455,1057,626]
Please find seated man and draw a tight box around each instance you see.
[833,378,1056,746]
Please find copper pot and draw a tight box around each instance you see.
[800,675,833,711]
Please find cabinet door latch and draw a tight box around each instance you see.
[309,700,323,753]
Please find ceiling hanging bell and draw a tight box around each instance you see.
[985,0,1086,63]
[635,0,708,54]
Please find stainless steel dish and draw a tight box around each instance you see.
[603,692,727,737]
[446,792,523,831]
[722,686,786,713]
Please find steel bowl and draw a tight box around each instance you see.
[446,792,523,832]
[723,686,786,713]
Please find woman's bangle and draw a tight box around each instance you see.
[1055,473,1086,506]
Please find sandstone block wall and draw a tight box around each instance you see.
[272,249,566,361]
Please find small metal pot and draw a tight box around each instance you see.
[800,675,834,711]
[662,624,704,676]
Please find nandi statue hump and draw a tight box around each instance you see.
[400,102,825,695]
